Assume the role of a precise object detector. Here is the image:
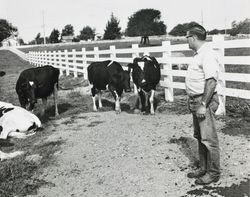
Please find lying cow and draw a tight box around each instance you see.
[0,101,41,160]
[87,60,131,113]
[16,65,60,116]
[128,55,161,114]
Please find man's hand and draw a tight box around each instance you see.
[196,104,206,118]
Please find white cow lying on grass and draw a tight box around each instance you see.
[0,101,42,160]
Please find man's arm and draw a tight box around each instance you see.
[201,78,217,105]
[196,78,217,118]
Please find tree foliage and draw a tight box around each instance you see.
[78,26,95,41]
[0,19,18,42]
[28,33,48,45]
[125,9,166,37]
[49,29,60,43]
[169,21,200,36]
[61,24,74,36]
[103,13,122,40]
[229,18,250,36]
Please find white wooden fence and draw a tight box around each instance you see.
[27,35,250,115]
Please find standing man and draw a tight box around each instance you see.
[185,24,221,185]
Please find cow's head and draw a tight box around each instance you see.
[0,71,6,77]
[127,62,144,87]
[18,81,37,110]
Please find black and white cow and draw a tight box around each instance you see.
[16,65,60,116]
[0,101,41,160]
[128,55,161,114]
[87,60,131,113]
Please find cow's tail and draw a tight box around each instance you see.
[87,64,93,84]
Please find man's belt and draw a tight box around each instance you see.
[189,92,217,99]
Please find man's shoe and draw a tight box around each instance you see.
[195,173,220,185]
[187,169,206,178]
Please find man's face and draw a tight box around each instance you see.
[186,31,195,50]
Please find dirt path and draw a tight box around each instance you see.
[27,97,249,197]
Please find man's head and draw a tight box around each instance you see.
[186,24,207,51]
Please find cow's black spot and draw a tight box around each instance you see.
[0,107,14,118]
[28,122,36,131]
[4,107,14,113]
[0,126,2,133]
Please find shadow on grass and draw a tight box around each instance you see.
[0,140,64,197]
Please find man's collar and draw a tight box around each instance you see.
[196,42,209,54]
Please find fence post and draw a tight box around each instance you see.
[42,51,45,66]
[132,44,139,94]
[72,49,77,77]
[110,45,116,60]
[94,47,99,62]
[52,50,56,67]
[38,51,41,67]
[58,50,63,76]
[64,49,69,76]
[212,35,226,115]
[162,41,174,102]
[28,52,31,65]
[48,51,51,66]
[82,48,87,80]
[36,51,39,67]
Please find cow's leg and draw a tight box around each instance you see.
[91,86,97,111]
[98,91,102,108]
[114,90,121,114]
[53,83,59,116]
[8,131,35,139]
[134,84,138,94]
[0,150,24,161]
[149,90,155,115]
[143,90,149,111]
[139,90,146,113]
[108,85,121,113]
[41,98,47,116]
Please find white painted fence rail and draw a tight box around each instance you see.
[27,36,250,115]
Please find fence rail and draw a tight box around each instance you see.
[27,35,250,115]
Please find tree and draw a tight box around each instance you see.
[0,19,18,42]
[169,21,200,36]
[49,29,60,43]
[125,9,166,45]
[61,24,74,36]
[28,33,48,45]
[78,26,95,41]
[18,38,25,45]
[229,18,250,36]
[103,13,122,40]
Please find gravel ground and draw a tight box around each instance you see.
[26,86,249,197]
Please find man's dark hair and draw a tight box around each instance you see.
[188,25,207,40]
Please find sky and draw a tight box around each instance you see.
[1,0,250,43]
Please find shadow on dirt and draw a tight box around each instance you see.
[186,179,250,197]
[38,103,72,123]
[171,137,250,197]
[169,137,199,168]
